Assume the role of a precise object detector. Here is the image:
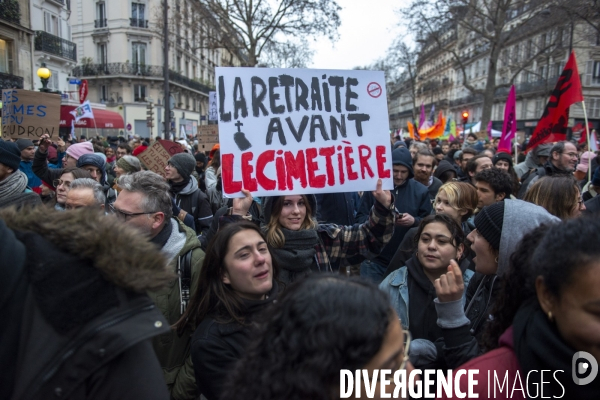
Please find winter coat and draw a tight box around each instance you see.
[148,219,205,400]
[19,160,41,189]
[584,194,600,215]
[518,160,571,199]
[357,180,432,267]
[427,176,443,202]
[191,283,278,400]
[172,176,213,238]
[437,327,525,400]
[315,192,357,226]
[0,208,174,400]
[206,186,228,215]
[205,166,217,190]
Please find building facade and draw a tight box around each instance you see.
[70,0,245,138]
[0,0,34,91]
[389,13,600,139]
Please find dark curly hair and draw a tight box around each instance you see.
[483,217,600,350]
[221,275,394,400]
[474,168,513,199]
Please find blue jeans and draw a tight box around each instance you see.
[360,259,388,284]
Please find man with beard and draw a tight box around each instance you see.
[413,149,442,203]
[165,153,212,243]
[518,141,578,199]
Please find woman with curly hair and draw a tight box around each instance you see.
[222,274,414,400]
[174,221,279,400]
[443,217,600,399]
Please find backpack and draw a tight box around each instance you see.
[177,249,194,314]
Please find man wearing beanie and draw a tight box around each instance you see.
[76,153,117,207]
[16,139,42,192]
[165,153,212,240]
[432,199,559,368]
[33,134,94,189]
[0,140,42,209]
[357,147,432,283]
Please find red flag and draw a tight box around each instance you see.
[526,52,583,153]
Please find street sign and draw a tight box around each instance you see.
[69,79,81,85]
[79,80,88,104]
[126,123,132,131]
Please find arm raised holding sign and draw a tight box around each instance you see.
[228,180,394,284]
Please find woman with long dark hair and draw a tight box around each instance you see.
[443,217,600,399]
[174,221,279,400]
[222,274,413,400]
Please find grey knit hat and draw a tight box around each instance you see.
[16,139,34,152]
[168,153,196,182]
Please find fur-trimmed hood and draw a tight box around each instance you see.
[0,206,176,292]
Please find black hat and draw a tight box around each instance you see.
[474,202,505,251]
[168,153,196,182]
[433,147,444,155]
[16,139,34,152]
[0,140,22,171]
[493,152,513,168]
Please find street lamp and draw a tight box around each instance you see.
[37,63,51,92]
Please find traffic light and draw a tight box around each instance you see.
[461,111,469,125]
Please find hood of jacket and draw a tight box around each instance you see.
[498,199,560,276]
[434,160,455,180]
[263,193,317,225]
[392,147,414,180]
[0,206,176,292]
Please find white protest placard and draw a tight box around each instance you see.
[216,68,393,197]
[208,91,218,121]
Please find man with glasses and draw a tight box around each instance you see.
[112,170,204,400]
[519,141,579,199]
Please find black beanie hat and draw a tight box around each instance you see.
[493,152,513,168]
[0,140,22,171]
[194,152,207,165]
[169,153,196,182]
[474,201,505,251]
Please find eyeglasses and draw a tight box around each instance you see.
[399,329,412,371]
[53,179,71,188]
[109,204,159,221]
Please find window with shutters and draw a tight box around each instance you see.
[588,98,599,118]
[134,85,146,102]
[98,43,107,65]
[585,60,600,86]
[521,100,528,120]
[44,12,60,36]
[100,85,108,102]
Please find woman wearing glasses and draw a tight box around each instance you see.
[221,274,414,400]
[52,168,92,210]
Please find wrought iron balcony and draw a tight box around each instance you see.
[0,0,21,25]
[95,18,107,28]
[0,71,24,89]
[35,31,77,62]
[130,18,148,28]
[71,62,215,94]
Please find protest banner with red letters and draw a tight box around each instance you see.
[526,51,583,153]
[216,67,393,197]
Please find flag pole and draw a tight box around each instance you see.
[514,139,518,166]
[93,116,100,138]
[582,100,592,183]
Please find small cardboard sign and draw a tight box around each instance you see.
[197,125,219,152]
[198,125,219,137]
[1,89,61,139]
[137,140,182,177]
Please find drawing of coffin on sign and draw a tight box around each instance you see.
[233,120,252,151]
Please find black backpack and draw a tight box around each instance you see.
[177,250,194,314]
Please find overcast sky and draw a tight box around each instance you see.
[308,0,412,70]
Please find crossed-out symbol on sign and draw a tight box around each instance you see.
[367,82,382,98]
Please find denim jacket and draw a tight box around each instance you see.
[379,265,474,330]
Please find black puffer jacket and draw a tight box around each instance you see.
[0,208,175,400]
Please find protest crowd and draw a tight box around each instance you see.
[2,66,600,400]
